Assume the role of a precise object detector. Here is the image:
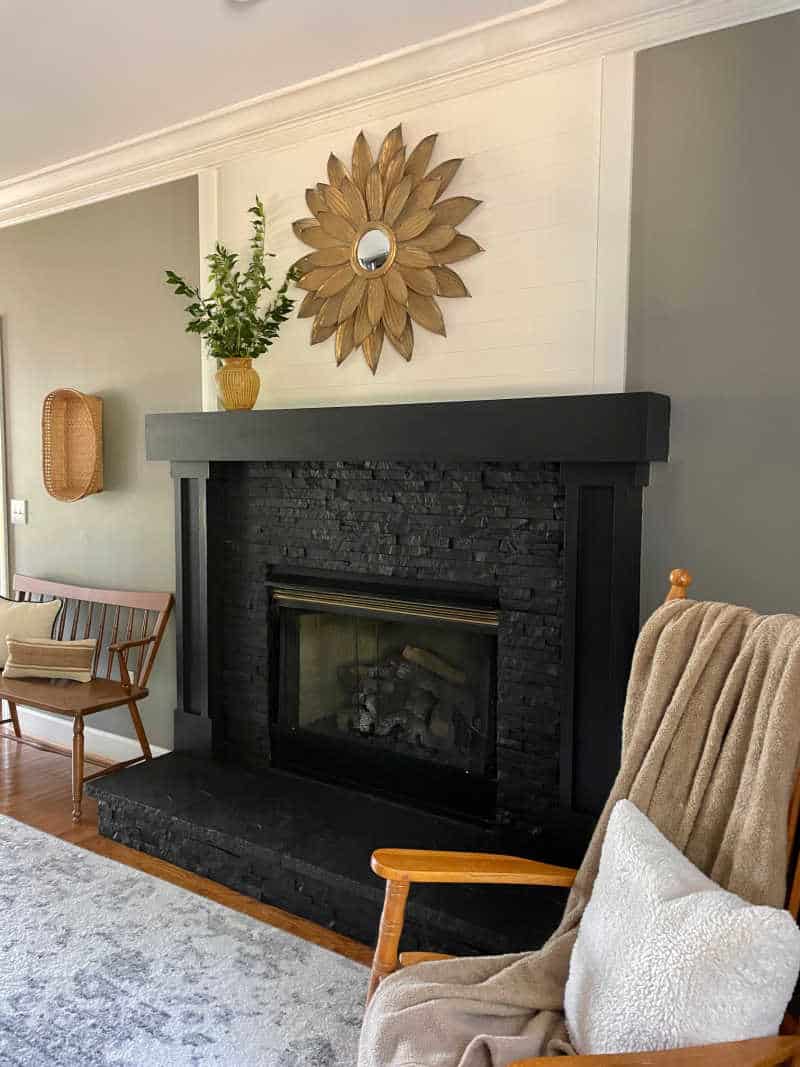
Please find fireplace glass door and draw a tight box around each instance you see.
[269,583,498,815]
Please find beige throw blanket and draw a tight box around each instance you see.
[359,599,800,1067]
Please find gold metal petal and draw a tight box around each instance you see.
[362,324,384,375]
[405,134,437,185]
[387,320,414,361]
[290,253,316,276]
[424,158,462,200]
[307,246,351,268]
[394,209,435,243]
[382,292,407,338]
[317,211,356,243]
[399,178,441,217]
[297,265,340,291]
[316,265,356,299]
[435,234,483,264]
[318,291,347,328]
[407,291,446,336]
[384,266,409,306]
[338,276,368,323]
[367,278,385,326]
[311,315,338,345]
[432,265,470,298]
[383,150,406,196]
[323,185,351,220]
[306,188,326,217]
[414,225,456,252]
[398,266,437,296]
[327,153,348,188]
[378,125,403,178]
[297,292,325,319]
[335,318,355,365]
[292,217,318,233]
[432,197,482,227]
[366,165,384,220]
[384,176,413,226]
[341,176,368,225]
[293,223,341,250]
[352,132,374,192]
[353,294,373,347]
[395,245,435,269]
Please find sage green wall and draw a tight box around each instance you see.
[0,178,200,749]
[628,12,800,618]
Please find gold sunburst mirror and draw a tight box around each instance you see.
[291,125,483,374]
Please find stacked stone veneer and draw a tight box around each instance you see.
[215,459,566,827]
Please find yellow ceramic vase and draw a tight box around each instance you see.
[215,357,260,411]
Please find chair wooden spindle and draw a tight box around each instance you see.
[57,599,68,640]
[107,605,121,679]
[70,601,81,640]
[133,611,150,686]
[93,604,107,675]
[83,602,94,640]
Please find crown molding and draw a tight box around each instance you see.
[1,0,797,228]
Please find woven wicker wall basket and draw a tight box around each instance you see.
[42,389,103,502]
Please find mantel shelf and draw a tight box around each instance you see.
[145,392,669,466]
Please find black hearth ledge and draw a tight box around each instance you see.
[146,392,669,465]
[87,752,577,956]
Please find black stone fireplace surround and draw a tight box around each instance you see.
[90,393,669,955]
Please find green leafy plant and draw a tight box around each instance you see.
[165,196,297,362]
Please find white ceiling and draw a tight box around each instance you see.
[0,0,537,183]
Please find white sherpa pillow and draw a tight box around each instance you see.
[0,597,61,667]
[565,799,800,1055]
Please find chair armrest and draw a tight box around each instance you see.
[371,849,577,887]
[510,1035,800,1067]
[108,636,156,654]
[109,636,156,690]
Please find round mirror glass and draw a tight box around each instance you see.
[356,228,392,273]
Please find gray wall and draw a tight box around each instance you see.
[628,12,800,618]
[0,178,200,748]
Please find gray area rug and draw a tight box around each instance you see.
[0,815,365,1065]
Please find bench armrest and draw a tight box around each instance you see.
[510,1035,800,1066]
[371,848,577,887]
[109,636,156,690]
[108,636,156,654]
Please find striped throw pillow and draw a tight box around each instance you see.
[3,636,97,682]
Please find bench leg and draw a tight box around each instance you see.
[72,716,85,823]
[127,701,152,761]
[6,700,20,738]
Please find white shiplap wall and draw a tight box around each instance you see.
[213,57,615,408]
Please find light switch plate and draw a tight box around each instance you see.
[10,499,27,525]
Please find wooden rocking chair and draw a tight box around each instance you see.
[366,570,800,1067]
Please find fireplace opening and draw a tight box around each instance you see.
[268,582,499,817]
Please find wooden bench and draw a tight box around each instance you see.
[0,575,173,822]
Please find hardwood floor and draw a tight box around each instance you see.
[0,730,372,968]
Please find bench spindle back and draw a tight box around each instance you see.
[12,576,173,689]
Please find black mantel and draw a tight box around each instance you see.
[145,392,669,819]
[146,392,669,465]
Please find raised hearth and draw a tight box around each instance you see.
[91,752,576,956]
[92,393,669,953]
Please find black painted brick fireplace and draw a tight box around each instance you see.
[218,459,564,827]
[89,393,669,954]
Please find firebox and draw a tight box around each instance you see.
[268,581,499,816]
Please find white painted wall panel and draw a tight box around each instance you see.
[215,59,606,407]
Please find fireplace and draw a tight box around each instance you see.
[269,580,498,815]
[90,394,670,955]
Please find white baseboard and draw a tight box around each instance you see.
[12,706,170,763]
